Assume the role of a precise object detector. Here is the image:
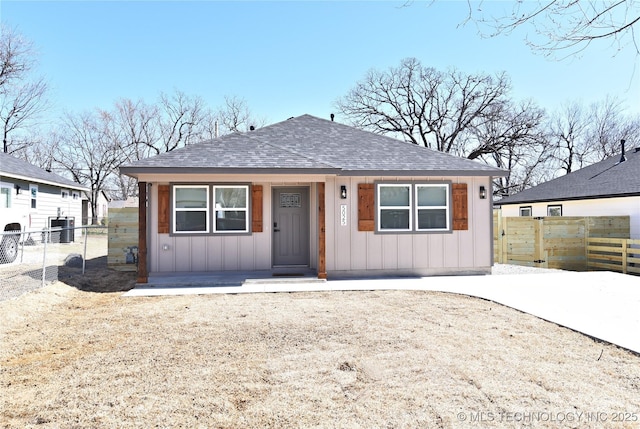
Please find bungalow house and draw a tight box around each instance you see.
[496,145,640,238]
[1,152,88,261]
[120,114,507,282]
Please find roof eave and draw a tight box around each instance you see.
[120,166,508,178]
[337,169,509,177]
[496,192,640,206]
[0,171,89,191]
[119,166,343,178]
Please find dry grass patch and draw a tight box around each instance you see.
[1,273,639,428]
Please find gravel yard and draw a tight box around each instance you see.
[1,260,639,428]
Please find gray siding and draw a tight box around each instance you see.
[141,173,492,276]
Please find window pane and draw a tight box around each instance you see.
[417,186,446,206]
[175,211,207,231]
[216,211,247,231]
[1,188,10,208]
[379,186,410,207]
[176,188,207,209]
[215,187,247,209]
[418,209,447,229]
[380,209,410,230]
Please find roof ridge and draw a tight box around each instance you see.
[241,117,342,170]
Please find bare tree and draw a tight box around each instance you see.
[0,26,49,153]
[335,58,512,158]
[470,99,550,196]
[546,97,639,176]
[95,98,162,199]
[458,0,640,58]
[1,78,48,154]
[216,95,266,134]
[55,110,124,224]
[0,25,35,90]
[587,96,640,158]
[547,101,592,174]
[151,90,205,154]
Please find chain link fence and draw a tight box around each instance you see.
[0,225,108,301]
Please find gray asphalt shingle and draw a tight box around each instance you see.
[496,147,640,204]
[0,152,86,190]
[121,114,506,177]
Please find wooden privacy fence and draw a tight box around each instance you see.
[108,207,139,272]
[493,211,632,273]
[587,238,640,275]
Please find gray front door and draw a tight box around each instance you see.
[273,187,310,266]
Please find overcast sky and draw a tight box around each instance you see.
[3,1,639,127]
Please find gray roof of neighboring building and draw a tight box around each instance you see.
[496,147,640,205]
[120,114,507,177]
[0,152,87,190]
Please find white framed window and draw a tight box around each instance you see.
[519,206,532,217]
[213,185,249,233]
[61,189,69,199]
[173,185,209,233]
[415,184,449,231]
[376,182,452,233]
[0,183,12,209]
[377,184,412,231]
[72,192,80,200]
[29,184,38,209]
[547,205,562,216]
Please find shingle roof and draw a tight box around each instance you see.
[496,147,640,205]
[0,152,87,190]
[121,114,507,177]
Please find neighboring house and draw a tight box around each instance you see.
[120,114,507,282]
[0,152,88,261]
[82,190,111,225]
[496,146,640,238]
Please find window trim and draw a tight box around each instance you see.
[0,182,12,209]
[61,189,69,199]
[172,184,210,234]
[169,183,252,236]
[415,183,450,232]
[377,183,412,232]
[519,206,532,217]
[29,184,38,209]
[212,184,250,234]
[547,204,562,216]
[375,181,452,234]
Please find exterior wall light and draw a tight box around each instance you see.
[479,185,487,199]
[15,184,21,195]
[340,185,347,199]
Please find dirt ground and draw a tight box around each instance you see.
[1,263,639,429]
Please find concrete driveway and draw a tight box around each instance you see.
[125,270,640,354]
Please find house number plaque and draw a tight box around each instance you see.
[340,204,347,226]
[280,193,301,208]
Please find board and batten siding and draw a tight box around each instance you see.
[500,196,640,239]
[145,177,319,273]
[140,174,492,276]
[325,176,492,276]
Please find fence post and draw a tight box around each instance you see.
[82,226,88,275]
[42,229,48,288]
[501,216,508,264]
[496,210,503,264]
[622,239,628,274]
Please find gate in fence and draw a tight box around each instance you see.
[493,212,632,272]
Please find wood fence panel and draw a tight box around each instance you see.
[587,238,640,275]
[543,217,586,270]
[504,217,538,267]
[108,207,139,272]
[493,212,631,272]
